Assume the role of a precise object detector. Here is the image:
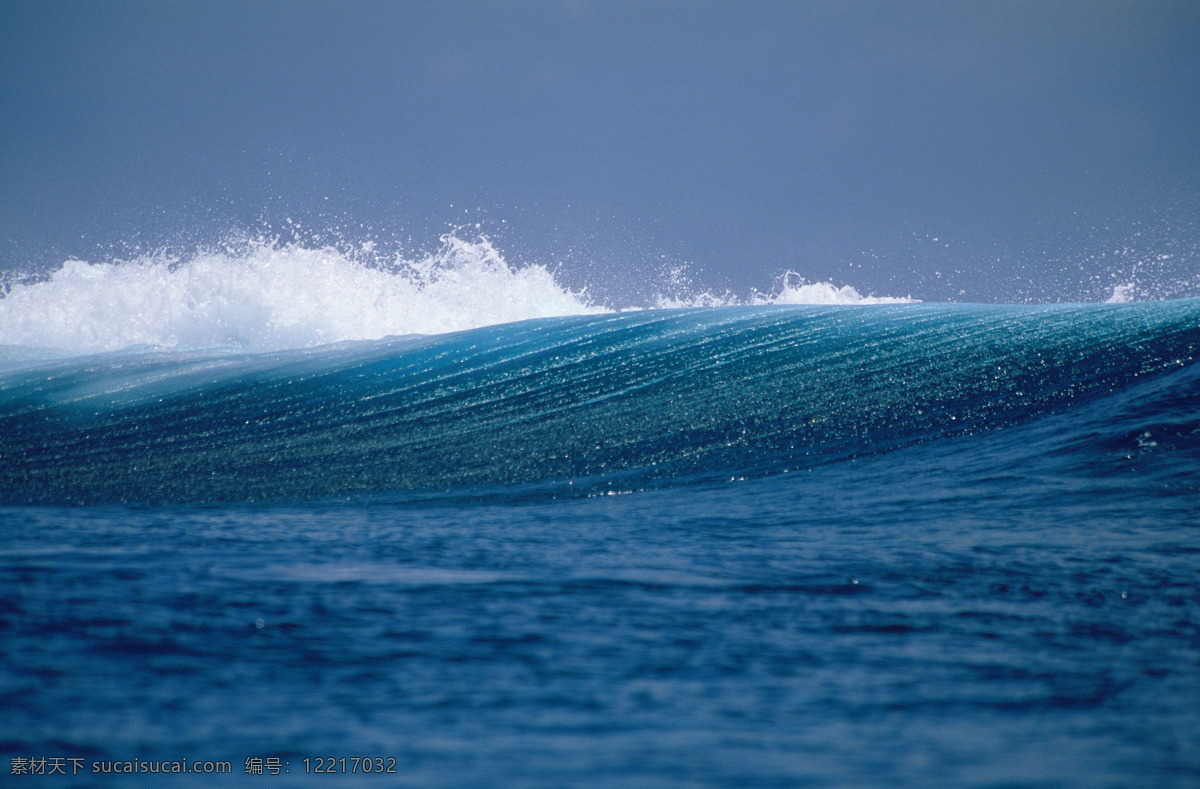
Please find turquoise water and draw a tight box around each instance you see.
[2,301,1199,786]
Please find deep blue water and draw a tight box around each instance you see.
[2,302,1199,786]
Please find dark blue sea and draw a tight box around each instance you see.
[2,266,1199,785]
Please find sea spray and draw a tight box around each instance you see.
[0,235,604,353]
[0,233,915,354]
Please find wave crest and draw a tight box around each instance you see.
[1,234,919,354]
[653,269,915,309]
[0,235,605,353]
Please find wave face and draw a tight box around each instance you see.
[1,300,1197,505]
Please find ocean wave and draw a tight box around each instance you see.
[1,300,1196,504]
[0,234,912,354]
[0,235,606,353]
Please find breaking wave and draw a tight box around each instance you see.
[0,234,912,354]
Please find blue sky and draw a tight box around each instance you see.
[2,0,1198,302]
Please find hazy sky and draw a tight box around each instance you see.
[2,0,1198,302]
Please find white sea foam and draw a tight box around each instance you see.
[654,270,915,308]
[0,235,913,353]
[757,272,915,306]
[1105,283,1137,304]
[0,235,605,353]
